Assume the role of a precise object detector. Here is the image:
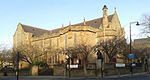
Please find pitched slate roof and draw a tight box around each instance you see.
[20,24,49,36]
[72,14,113,28]
[20,14,114,36]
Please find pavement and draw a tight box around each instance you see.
[0,72,150,80]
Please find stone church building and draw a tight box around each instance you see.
[13,5,125,66]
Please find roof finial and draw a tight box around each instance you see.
[114,7,117,12]
[62,24,64,27]
[69,21,71,26]
[114,7,117,15]
[18,22,21,24]
[102,5,108,10]
[83,17,86,25]
[68,21,71,31]
[114,7,116,11]
[102,5,108,17]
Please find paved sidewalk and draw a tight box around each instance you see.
[0,72,149,80]
[104,72,149,78]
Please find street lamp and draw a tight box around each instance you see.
[64,53,71,78]
[96,50,103,77]
[16,51,19,80]
[129,21,139,56]
[129,21,139,75]
[67,56,71,78]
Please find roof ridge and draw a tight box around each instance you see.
[20,23,49,31]
[134,38,150,41]
[72,14,114,26]
[72,17,102,26]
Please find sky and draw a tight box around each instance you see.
[0,0,150,48]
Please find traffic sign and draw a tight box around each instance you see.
[128,54,135,59]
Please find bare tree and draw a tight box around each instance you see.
[0,48,13,68]
[62,43,93,75]
[45,47,62,64]
[14,44,44,65]
[141,14,150,36]
[96,38,128,62]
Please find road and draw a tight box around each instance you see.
[108,74,150,80]
[0,74,150,80]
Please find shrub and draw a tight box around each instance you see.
[32,61,48,67]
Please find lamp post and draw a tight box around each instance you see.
[64,51,67,77]
[129,21,139,56]
[64,53,71,78]
[16,51,19,80]
[97,50,103,77]
[129,21,139,75]
[68,56,71,78]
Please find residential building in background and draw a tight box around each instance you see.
[133,38,150,49]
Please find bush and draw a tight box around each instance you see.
[32,61,48,67]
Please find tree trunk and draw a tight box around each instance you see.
[109,58,111,63]
[83,58,88,75]
[83,63,87,75]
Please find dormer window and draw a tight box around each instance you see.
[33,28,36,31]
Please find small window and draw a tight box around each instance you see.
[64,35,67,48]
[74,33,76,44]
[50,40,52,47]
[57,38,59,47]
